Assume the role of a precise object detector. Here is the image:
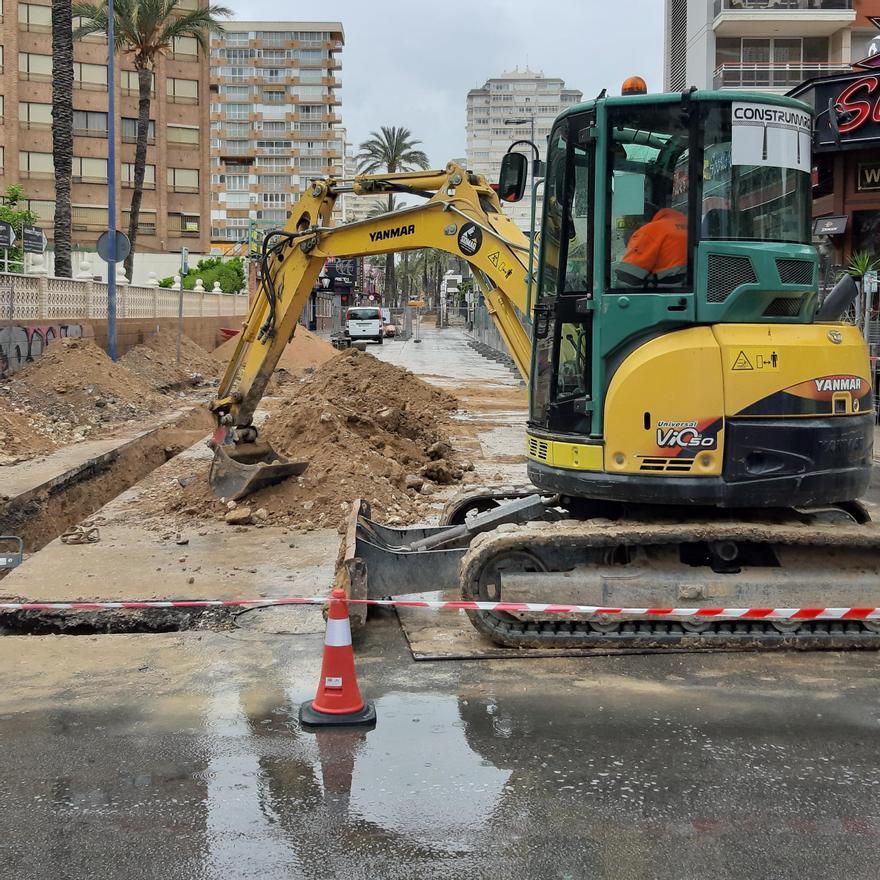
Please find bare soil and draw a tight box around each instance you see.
[0,338,170,455]
[0,410,57,465]
[121,331,220,391]
[212,325,339,376]
[144,347,471,530]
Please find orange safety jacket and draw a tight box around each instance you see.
[618,208,688,286]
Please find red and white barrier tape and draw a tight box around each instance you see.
[3,596,880,621]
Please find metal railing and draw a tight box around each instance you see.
[714,62,852,89]
[714,0,851,13]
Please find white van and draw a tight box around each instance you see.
[345,307,384,344]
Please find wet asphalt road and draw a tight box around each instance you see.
[3,610,880,880]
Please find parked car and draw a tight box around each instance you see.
[345,307,384,344]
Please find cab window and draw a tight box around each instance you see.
[607,105,690,291]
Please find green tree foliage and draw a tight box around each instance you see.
[0,185,39,272]
[159,256,244,292]
[356,126,429,305]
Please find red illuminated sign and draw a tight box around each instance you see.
[836,76,880,134]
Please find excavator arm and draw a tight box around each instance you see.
[209,161,534,499]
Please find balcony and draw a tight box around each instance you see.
[713,61,852,89]
[713,0,855,37]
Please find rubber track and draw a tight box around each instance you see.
[459,518,880,650]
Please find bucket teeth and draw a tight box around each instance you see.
[209,442,307,501]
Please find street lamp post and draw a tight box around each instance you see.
[106,0,117,360]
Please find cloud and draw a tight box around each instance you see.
[223,0,664,166]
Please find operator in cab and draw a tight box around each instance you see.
[616,205,687,289]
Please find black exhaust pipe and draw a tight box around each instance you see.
[816,274,858,321]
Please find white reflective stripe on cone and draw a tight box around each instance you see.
[325,617,352,647]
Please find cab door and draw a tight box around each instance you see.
[530,113,596,438]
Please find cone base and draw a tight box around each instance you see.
[299,700,377,729]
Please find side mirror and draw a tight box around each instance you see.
[498,152,528,203]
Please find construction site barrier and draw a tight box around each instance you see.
[5,596,880,621]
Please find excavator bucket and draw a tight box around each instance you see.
[209,441,308,501]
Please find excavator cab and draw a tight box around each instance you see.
[524,91,872,509]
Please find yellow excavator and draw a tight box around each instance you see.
[212,86,879,650]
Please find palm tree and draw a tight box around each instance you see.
[52,0,74,277]
[73,0,230,280]
[356,127,429,305]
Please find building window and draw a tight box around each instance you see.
[73,61,108,88]
[167,124,200,146]
[225,173,249,189]
[259,31,290,47]
[223,121,251,137]
[73,109,108,137]
[72,156,108,183]
[262,89,288,103]
[19,151,53,178]
[223,48,257,62]
[18,2,51,31]
[120,69,154,96]
[256,140,291,155]
[167,77,199,104]
[260,192,286,206]
[18,51,52,81]
[225,192,250,208]
[122,210,157,235]
[171,36,199,58]
[221,140,250,155]
[168,213,200,236]
[258,175,287,192]
[256,156,289,169]
[224,32,251,47]
[25,199,55,222]
[121,162,155,189]
[18,101,51,129]
[72,205,108,231]
[121,117,156,143]
[0,146,4,172]
[298,104,323,117]
[221,84,252,99]
[296,85,326,100]
[167,167,199,192]
[225,102,251,119]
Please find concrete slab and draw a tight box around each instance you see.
[2,407,196,502]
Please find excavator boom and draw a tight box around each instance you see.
[209,162,533,499]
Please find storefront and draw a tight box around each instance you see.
[790,71,880,286]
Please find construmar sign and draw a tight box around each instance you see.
[791,72,880,153]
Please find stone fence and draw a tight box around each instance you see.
[0,268,249,323]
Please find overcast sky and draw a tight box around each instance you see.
[223,0,664,166]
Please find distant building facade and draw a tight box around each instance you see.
[209,21,343,248]
[466,69,582,230]
[0,0,211,253]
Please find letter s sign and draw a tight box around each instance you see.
[837,76,879,134]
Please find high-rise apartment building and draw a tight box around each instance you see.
[466,69,582,230]
[664,0,876,94]
[0,0,211,254]
[209,21,343,246]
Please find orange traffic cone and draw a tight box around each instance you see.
[299,589,376,728]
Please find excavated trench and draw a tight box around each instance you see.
[0,408,213,560]
[0,606,237,635]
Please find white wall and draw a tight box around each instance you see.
[27,250,218,286]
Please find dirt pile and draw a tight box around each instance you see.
[1,338,167,447]
[153,348,469,529]
[212,325,339,376]
[0,409,57,464]
[122,331,219,391]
